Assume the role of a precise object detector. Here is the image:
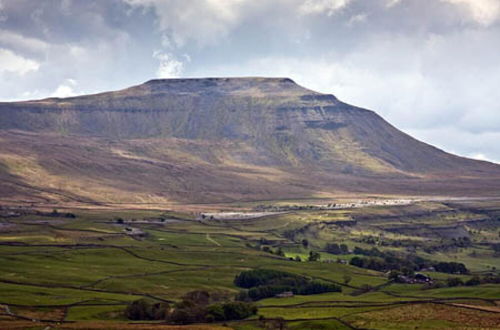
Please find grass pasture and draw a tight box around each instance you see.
[0,200,499,329]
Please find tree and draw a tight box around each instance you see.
[465,276,481,286]
[447,277,464,287]
[349,257,364,268]
[125,299,170,320]
[262,246,271,253]
[308,251,321,262]
[206,304,225,322]
[435,262,469,274]
[183,290,210,306]
[294,255,302,262]
[340,244,349,254]
[222,302,257,320]
[388,270,401,282]
[125,299,152,320]
[401,267,414,277]
[343,274,352,285]
[326,243,341,255]
[302,239,309,248]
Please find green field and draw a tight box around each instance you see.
[0,200,499,329]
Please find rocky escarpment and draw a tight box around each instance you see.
[0,77,499,204]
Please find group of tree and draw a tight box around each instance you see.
[260,245,285,257]
[352,246,386,257]
[433,262,469,274]
[234,269,341,301]
[349,254,429,273]
[125,299,169,320]
[422,237,473,254]
[492,243,500,256]
[308,251,321,261]
[352,234,476,255]
[348,247,469,275]
[125,291,257,324]
[36,209,76,218]
[422,274,500,290]
[443,274,500,288]
[325,243,349,255]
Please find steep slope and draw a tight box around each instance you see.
[0,77,499,204]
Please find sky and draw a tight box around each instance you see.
[1,0,499,163]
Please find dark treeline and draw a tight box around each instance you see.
[353,235,475,254]
[349,246,469,274]
[125,290,257,324]
[425,274,500,289]
[234,269,341,301]
[434,262,468,274]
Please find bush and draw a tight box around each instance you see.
[222,302,257,320]
[465,276,481,286]
[308,251,321,261]
[325,243,349,255]
[349,256,364,268]
[125,299,170,320]
[169,306,207,324]
[183,290,210,305]
[206,304,226,322]
[447,277,464,287]
[199,302,257,323]
[326,243,341,254]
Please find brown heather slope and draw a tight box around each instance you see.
[0,77,499,205]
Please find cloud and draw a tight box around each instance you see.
[0,0,7,22]
[0,30,49,56]
[125,0,250,47]
[0,48,39,75]
[470,153,495,162]
[347,13,368,26]
[299,0,351,16]
[385,0,402,8]
[442,0,500,26]
[50,79,77,98]
[407,127,500,164]
[153,51,183,78]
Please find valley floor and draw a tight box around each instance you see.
[0,198,499,329]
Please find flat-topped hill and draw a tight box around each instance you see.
[0,77,499,204]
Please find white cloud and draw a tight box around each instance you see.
[386,0,402,8]
[347,13,368,26]
[153,51,183,78]
[0,30,49,54]
[299,0,351,16]
[50,79,77,98]
[442,0,500,26]
[407,126,500,164]
[470,153,494,162]
[0,48,39,75]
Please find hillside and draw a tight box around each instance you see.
[0,77,499,205]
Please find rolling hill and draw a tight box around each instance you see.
[0,77,499,205]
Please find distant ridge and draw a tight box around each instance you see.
[0,77,499,204]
